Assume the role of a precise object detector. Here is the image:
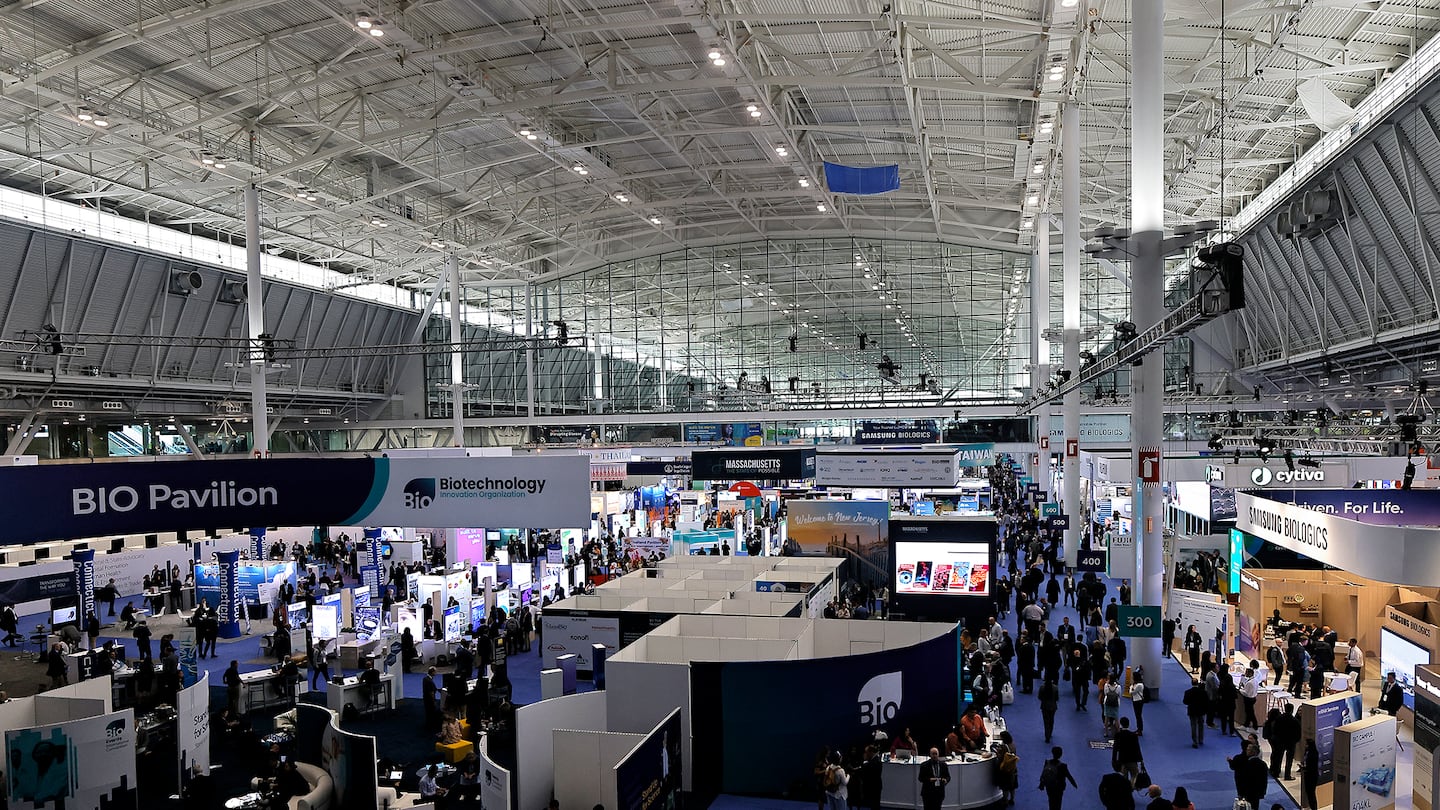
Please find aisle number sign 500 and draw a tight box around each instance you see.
[1116,605,1162,638]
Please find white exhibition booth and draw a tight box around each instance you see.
[518,612,959,810]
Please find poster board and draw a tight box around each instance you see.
[176,673,211,785]
[1334,714,1397,810]
[1300,690,1366,809]
[1415,665,1440,810]
[613,708,683,810]
[4,708,138,810]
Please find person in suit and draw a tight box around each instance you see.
[858,745,883,810]
[1379,671,1405,716]
[1038,746,1078,810]
[918,748,950,810]
[1300,738,1320,810]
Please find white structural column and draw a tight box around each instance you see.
[1030,214,1051,483]
[1130,0,1166,692]
[447,254,466,447]
[244,184,269,455]
[525,283,537,418]
[1062,101,1082,568]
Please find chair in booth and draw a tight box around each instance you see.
[435,739,474,764]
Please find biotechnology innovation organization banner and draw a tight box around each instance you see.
[0,456,591,545]
[5,709,138,810]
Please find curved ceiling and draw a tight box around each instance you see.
[0,0,1432,299]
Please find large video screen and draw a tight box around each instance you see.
[1382,628,1431,710]
[894,541,991,596]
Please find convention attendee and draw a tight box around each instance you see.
[1228,742,1269,810]
[857,745,882,810]
[438,713,463,744]
[100,578,118,616]
[1111,717,1143,787]
[1037,746,1078,810]
[1038,678,1060,743]
[224,660,241,715]
[401,627,418,673]
[1379,671,1404,716]
[1143,785,1169,810]
[1171,786,1195,810]
[1184,624,1203,672]
[46,642,68,688]
[84,610,100,650]
[358,658,382,709]
[959,706,987,751]
[1,603,20,646]
[918,748,949,810]
[454,751,480,803]
[1300,738,1320,810]
[1238,666,1261,729]
[1183,678,1208,748]
[1345,638,1365,689]
[889,728,917,758]
[1098,762,1135,810]
[821,751,848,810]
[423,667,441,730]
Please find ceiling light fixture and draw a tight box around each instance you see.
[816,203,827,212]
[775,145,789,157]
[798,178,810,188]
[708,45,723,61]
[77,107,94,122]
[649,216,662,225]
[201,152,215,165]
[356,13,374,28]
[614,193,630,203]
[92,113,109,127]
[1033,163,1046,174]
[212,157,226,169]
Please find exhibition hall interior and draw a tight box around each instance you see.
[6,1,1440,810]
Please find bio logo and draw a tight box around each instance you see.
[403,478,436,509]
[858,671,902,727]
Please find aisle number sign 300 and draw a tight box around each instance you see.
[1116,605,1162,638]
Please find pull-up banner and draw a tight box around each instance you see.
[216,550,241,638]
[73,548,95,620]
[0,455,591,545]
[361,527,384,598]
[691,448,816,481]
[249,527,266,559]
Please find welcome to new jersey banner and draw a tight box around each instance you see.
[0,456,590,545]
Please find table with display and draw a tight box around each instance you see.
[879,750,1002,809]
[325,672,397,713]
[237,667,308,714]
[142,585,196,613]
[338,635,385,670]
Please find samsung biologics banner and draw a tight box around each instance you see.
[814,449,960,488]
[1235,491,1440,586]
[0,456,590,545]
[72,548,95,622]
[690,448,816,480]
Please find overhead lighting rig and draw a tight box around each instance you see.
[1019,237,1245,414]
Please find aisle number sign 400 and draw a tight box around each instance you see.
[1117,605,1162,638]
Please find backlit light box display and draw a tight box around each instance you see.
[894,542,991,596]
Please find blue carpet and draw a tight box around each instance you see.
[20,565,1300,810]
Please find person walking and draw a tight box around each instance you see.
[1272,703,1301,779]
[422,667,441,731]
[1183,678,1208,748]
[308,639,331,690]
[1130,668,1147,735]
[821,751,848,810]
[1099,762,1136,810]
[0,603,17,647]
[1038,678,1060,743]
[1345,638,1365,690]
[918,748,950,810]
[1112,717,1144,786]
[1037,746,1077,810]
[46,642,68,689]
[1300,738,1320,809]
[1239,666,1260,729]
[1071,651,1091,711]
[1228,742,1270,810]
[1216,668,1238,737]
[858,745,882,810]
[224,660,241,714]
[1184,625,1203,673]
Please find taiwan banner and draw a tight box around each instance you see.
[72,548,95,622]
[216,550,241,638]
[361,528,384,598]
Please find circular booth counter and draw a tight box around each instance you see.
[879,752,1002,809]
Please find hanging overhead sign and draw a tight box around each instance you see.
[1235,490,1440,586]
[814,449,961,488]
[0,455,591,545]
[691,448,816,480]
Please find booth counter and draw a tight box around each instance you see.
[325,672,397,714]
[237,667,307,714]
[880,753,1002,809]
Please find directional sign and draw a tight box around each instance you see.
[1138,449,1161,485]
[1075,550,1106,572]
[1040,436,1050,450]
[1048,515,1070,531]
[1026,482,1040,492]
[1041,503,1060,517]
[1066,438,1079,458]
[1116,605,1162,638]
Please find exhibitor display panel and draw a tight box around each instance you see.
[888,517,997,623]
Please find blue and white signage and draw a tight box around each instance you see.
[0,456,590,545]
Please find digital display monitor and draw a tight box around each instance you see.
[455,528,488,564]
[894,541,991,596]
[51,606,77,626]
[443,605,464,642]
[1382,627,1430,710]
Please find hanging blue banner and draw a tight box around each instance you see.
[250,527,266,560]
[216,550,242,638]
[823,161,900,195]
[72,548,95,621]
[361,527,384,598]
